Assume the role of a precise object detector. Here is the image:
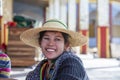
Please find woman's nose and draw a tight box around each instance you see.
[48,39,55,45]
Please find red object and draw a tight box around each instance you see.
[7,22,17,27]
[97,27,110,58]
[80,30,88,54]
[100,27,107,57]
[0,43,7,52]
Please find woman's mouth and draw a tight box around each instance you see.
[46,48,56,52]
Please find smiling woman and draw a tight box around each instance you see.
[20,19,89,80]
[39,31,69,60]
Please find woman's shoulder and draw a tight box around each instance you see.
[61,51,81,59]
[56,51,83,64]
[26,59,48,79]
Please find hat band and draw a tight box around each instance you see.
[43,19,68,29]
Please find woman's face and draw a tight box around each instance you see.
[40,31,69,60]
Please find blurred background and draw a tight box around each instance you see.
[0,0,120,80]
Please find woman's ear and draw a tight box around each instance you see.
[64,43,70,51]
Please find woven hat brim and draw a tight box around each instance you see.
[20,27,88,48]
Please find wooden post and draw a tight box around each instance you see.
[97,0,110,58]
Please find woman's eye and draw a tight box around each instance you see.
[43,37,49,40]
[55,38,61,41]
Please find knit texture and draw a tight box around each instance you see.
[0,52,11,78]
[26,51,89,80]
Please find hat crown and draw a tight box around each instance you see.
[42,19,68,30]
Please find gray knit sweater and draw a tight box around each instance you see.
[26,51,89,80]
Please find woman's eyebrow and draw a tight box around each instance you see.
[56,36,63,38]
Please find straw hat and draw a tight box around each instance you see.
[20,19,87,48]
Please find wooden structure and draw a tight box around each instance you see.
[7,27,37,67]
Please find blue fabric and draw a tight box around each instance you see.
[26,51,89,80]
[0,60,11,68]
[0,74,9,78]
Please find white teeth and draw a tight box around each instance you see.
[47,49,55,51]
